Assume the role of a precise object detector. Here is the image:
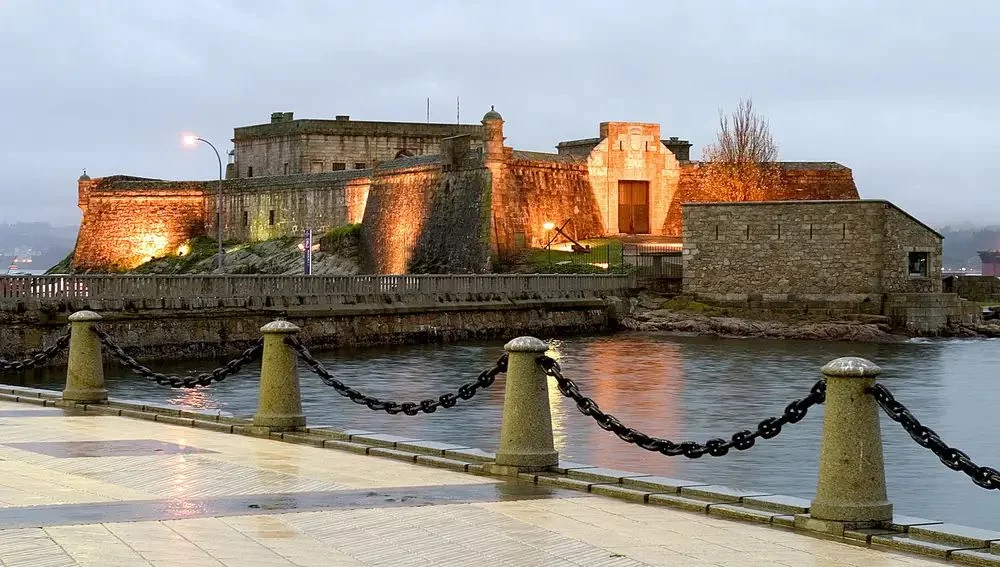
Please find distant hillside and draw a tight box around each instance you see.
[939,226,1000,270]
[0,222,78,272]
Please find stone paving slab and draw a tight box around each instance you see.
[0,398,965,566]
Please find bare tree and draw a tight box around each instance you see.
[699,98,780,201]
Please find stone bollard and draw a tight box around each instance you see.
[253,320,306,431]
[491,336,558,473]
[63,311,108,403]
[807,357,892,529]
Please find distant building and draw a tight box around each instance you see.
[979,250,1000,276]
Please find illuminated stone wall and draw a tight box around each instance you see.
[73,173,370,271]
[73,178,208,271]
[360,156,492,274]
[494,155,604,252]
[663,162,860,235]
[585,122,681,236]
[206,172,370,242]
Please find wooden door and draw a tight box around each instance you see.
[618,181,650,234]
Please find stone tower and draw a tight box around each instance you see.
[482,106,505,163]
[77,169,94,213]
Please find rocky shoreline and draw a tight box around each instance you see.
[622,295,1000,343]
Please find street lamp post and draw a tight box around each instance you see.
[543,222,555,268]
[183,135,224,270]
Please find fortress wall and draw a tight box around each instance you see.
[73,179,208,271]
[73,173,372,271]
[206,172,371,242]
[360,162,443,274]
[662,162,860,235]
[408,167,493,273]
[496,159,602,251]
[361,158,493,274]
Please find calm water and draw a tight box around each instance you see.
[12,333,1000,530]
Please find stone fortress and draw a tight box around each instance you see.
[72,107,860,273]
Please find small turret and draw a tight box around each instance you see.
[482,106,505,163]
[78,169,95,212]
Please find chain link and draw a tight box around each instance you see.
[93,327,263,388]
[0,330,71,373]
[871,383,1000,491]
[537,355,826,458]
[286,335,507,415]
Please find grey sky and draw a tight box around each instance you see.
[2,0,997,227]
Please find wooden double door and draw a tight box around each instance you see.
[618,180,650,234]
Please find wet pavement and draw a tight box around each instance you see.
[0,398,953,566]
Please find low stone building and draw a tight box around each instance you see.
[681,200,978,332]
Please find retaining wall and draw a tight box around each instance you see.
[1,289,632,361]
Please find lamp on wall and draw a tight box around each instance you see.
[183,134,224,270]
[543,222,555,267]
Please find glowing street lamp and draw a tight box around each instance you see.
[543,222,556,268]
[183,134,224,270]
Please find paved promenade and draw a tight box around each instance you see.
[0,400,949,567]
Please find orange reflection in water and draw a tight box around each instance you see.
[572,338,684,475]
[168,388,215,410]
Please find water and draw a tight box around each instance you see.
[12,332,1000,530]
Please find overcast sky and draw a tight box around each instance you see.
[1,0,997,228]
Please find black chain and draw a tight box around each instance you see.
[538,355,826,458]
[871,383,1000,491]
[93,327,263,388]
[0,330,71,372]
[286,335,507,415]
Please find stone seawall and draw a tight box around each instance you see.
[1,292,628,362]
[950,275,1000,302]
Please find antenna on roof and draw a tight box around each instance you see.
[456,96,460,124]
[426,97,430,123]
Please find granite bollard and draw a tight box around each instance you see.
[491,336,558,473]
[62,310,108,403]
[253,320,306,431]
[809,356,892,526]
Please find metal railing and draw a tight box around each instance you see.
[622,245,682,278]
[0,273,635,301]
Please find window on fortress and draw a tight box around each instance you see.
[269,210,275,226]
[355,162,367,170]
[247,166,253,177]
[332,162,346,171]
[908,252,929,278]
[283,163,289,175]
[242,211,249,227]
